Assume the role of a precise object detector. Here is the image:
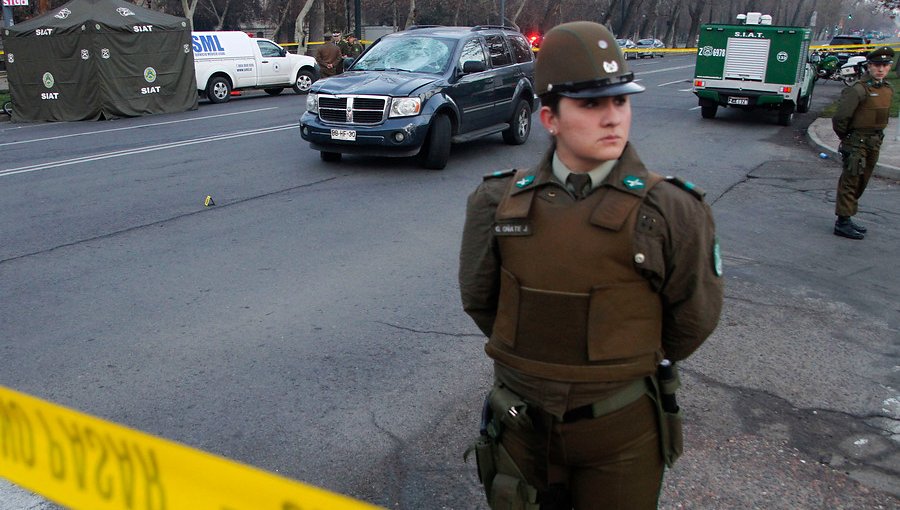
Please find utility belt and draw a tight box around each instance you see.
[465,363,683,509]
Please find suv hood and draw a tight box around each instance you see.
[312,71,439,97]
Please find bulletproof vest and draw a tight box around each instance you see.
[850,79,893,130]
[485,170,665,383]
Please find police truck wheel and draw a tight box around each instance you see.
[293,70,315,95]
[320,151,342,162]
[777,106,794,126]
[206,77,232,104]
[841,76,857,87]
[419,114,451,170]
[264,88,284,96]
[502,99,531,145]
[700,104,717,119]
[796,92,811,114]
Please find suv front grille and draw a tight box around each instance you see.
[318,95,388,125]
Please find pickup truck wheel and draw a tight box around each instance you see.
[502,99,531,145]
[206,77,231,104]
[777,106,795,126]
[264,88,284,96]
[293,70,315,95]
[700,103,717,119]
[320,151,342,162]
[419,114,451,170]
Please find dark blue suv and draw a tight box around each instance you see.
[299,25,537,169]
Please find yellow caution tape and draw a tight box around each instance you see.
[0,385,383,510]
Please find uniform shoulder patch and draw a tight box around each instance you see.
[665,176,705,201]
[483,169,517,181]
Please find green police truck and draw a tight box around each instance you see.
[692,12,816,126]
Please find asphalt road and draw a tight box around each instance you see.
[1,55,898,509]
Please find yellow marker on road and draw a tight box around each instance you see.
[204,195,215,207]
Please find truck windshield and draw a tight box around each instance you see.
[352,36,457,74]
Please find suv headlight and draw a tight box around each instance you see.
[389,97,421,118]
[307,93,319,114]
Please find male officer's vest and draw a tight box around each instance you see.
[850,78,893,130]
[485,170,665,383]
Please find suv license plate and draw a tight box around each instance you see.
[728,97,750,106]
[331,129,356,141]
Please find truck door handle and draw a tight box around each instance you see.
[261,60,269,63]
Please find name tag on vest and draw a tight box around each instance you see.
[493,221,532,236]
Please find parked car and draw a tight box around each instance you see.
[615,38,637,59]
[822,34,869,65]
[635,38,665,58]
[299,25,537,169]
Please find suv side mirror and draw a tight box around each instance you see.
[462,60,486,73]
[280,47,287,57]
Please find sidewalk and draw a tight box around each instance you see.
[807,116,900,180]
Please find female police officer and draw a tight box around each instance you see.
[459,22,723,509]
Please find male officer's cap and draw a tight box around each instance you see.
[535,21,645,98]
[866,46,895,65]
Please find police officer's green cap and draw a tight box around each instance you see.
[866,46,894,65]
[535,21,645,98]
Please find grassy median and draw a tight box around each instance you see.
[821,65,900,118]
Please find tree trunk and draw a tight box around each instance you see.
[686,0,709,49]
[181,0,200,30]
[404,0,416,29]
[274,0,299,43]
[511,0,527,24]
[620,0,646,39]
[295,0,317,53]
[663,2,681,47]
[539,0,562,33]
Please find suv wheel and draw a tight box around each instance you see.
[419,114,451,170]
[502,99,532,145]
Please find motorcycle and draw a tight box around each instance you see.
[810,51,842,82]
[810,50,868,86]
[838,56,867,86]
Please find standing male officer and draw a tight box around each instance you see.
[832,46,894,239]
[459,21,723,509]
[315,31,344,77]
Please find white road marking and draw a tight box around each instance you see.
[658,79,688,87]
[636,64,695,76]
[690,106,701,110]
[0,107,280,148]
[679,88,694,92]
[0,124,295,178]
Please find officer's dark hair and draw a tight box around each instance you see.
[541,93,561,114]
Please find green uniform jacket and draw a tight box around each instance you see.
[459,145,723,363]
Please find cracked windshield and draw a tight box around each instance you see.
[351,36,456,73]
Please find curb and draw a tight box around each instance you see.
[806,118,900,181]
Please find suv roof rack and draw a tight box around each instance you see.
[407,25,445,30]
[471,25,518,32]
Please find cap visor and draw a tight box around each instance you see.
[558,81,646,98]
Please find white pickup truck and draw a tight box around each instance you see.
[192,31,319,103]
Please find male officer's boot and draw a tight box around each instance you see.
[849,218,867,233]
[834,216,864,239]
